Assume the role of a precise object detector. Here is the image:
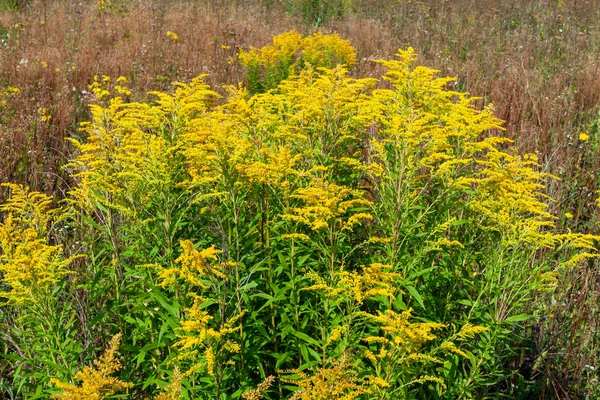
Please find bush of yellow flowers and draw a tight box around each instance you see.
[0,32,596,399]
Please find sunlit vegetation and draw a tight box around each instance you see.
[2,1,600,399]
[0,29,598,399]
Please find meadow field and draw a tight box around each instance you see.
[1,0,600,398]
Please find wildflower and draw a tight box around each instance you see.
[154,368,182,400]
[362,308,446,350]
[565,212,573,219]
[166,31,179,41]
[242,376,275,400]
[300,31,357,68]
[438,341,468,358]
[327,326,344,344]
[367,236,392,244]
[169,241,227,286]
[457,324,490,340]
[50,334,133,399]
[579,132,590,141]
[205,347,216,376]
[283,356,372,400]
[114,76,131,96]
[282,178,372,232]
[367,376,389,388]
[0,184,74,305]
[410,376,447,390]
[238,30,357,92]
[223,340,241,353]
[87,75,113,101]
[37,107,52,122]
[282,233,311,241]
[41,61,48,68]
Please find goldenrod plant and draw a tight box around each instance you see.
[50,333,133,399]
[154,368,183,400]
[238,31,356,94]
[0,184,71,305]
[1,32,597,399]
[0,184,81,395]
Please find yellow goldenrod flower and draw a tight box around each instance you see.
[50,334,133,399]
[205,347,216,376]
[238,30,357,92]
[283,356,373,400]
[166,31,179,41]
[242,376,276,400]
[58,39,599,398]
[368,376,389,388]
[37,107,52,122]
[457,323,490,340]
[154,368,182,400]
[327,326,344,344]
[0,184,74,305]
[282,178,372,232]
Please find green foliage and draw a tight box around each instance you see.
[0,0,29,12]
[96,0,131,15]
[284,0,352,26]
[1,34,598,399]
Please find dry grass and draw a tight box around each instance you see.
[1,0,600,217]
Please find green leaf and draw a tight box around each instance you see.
[406,285,424,309]
[293,331,320,347]
[503,314,531,324]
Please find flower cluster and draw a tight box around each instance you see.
[51,334,133,399]
[238,30,357,93]
[0,184,74,305]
